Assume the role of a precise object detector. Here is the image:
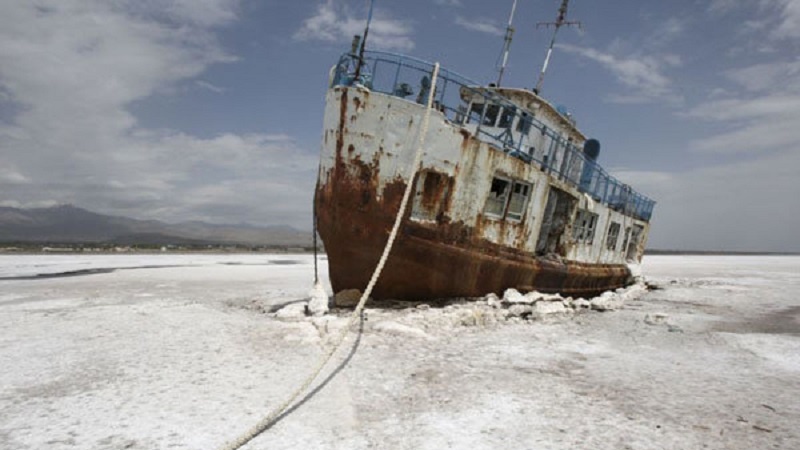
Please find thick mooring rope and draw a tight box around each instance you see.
[217,62,441,450]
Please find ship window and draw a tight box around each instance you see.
[606,222,621,251]
[516,112,532,134]
[498,106,516,129]
[622,226,631,251]
[483,177,510,217]
[484,177,532,221]
[506,182,531,221]
[482,104,500,127]
[626,224,644,260]
[573,209,598,243]
[469,102,484,123]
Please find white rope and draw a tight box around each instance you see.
[217,62,441,450]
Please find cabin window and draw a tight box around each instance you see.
[482,104,500,127]
[469,102,484,123]
[606,222,621,251]
[622,226,631,251]
[484,177,532,221]
[498,106,516,129]
[506,182,531,221]
[573,209,598,243]
[483,177,510,217]
[455,104,468,124]
[516,112,532,134]
[626,225,644,260]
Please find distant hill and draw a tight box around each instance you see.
[0,205,312,247]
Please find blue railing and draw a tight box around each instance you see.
[331,51,656,221]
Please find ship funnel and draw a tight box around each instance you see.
[583,139,600,161]
[351,35,361,54]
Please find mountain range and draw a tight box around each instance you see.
[0,205,312,247]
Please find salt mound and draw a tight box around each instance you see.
[307,282,329,316]
[373,320,432,340]
[489,280,648,318]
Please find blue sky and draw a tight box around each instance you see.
[0,0,798,251]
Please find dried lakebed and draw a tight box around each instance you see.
[0,254,798,449]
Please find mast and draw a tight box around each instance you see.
[353,0,376,83]
[496,0,519,86]
[534,0,581,93]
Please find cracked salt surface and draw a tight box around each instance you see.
[0,254,798,449]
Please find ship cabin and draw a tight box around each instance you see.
[327,50,655,264]
[456,86,653,261]
[460,86,588,183]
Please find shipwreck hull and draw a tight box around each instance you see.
[315,150,631,301]
[316,83,646,301]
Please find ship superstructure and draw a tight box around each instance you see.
[314,2,655,300]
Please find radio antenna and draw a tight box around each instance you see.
[353,0,376,84]
[496,0,519,86]
[534,0,581,94]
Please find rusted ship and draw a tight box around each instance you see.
[314,1,655,301]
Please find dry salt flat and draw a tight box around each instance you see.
[0,254,798,450]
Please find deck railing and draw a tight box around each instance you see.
[331,51,655,221]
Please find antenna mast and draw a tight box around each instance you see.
[534,0,581,93]
[353,0,376,83]
[496,0,519,86]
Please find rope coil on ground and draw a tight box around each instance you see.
[218,62,441,450]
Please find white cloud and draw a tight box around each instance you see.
[0,199,59,209]
[613,147,800,252]
[293,1,414,52]
[685,96,800,153]
[558,43,681,104]
[158,0,239,26]
[195,80,226,93]
[646,17,686,49]
[454,16,504,37]
[686,59,800,154]
[689,112,800,153]
[433,0,463,6]
[0,166,30,184]
[688,95,800,121]
[771,0,800,39]
[108,132,318,224]
[707,0,800,41]
[0,1,236,147]
[708,0,739,14]
[0,1,318,228]
[725,59,800,92]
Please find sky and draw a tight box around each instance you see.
[0,0,798,252]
